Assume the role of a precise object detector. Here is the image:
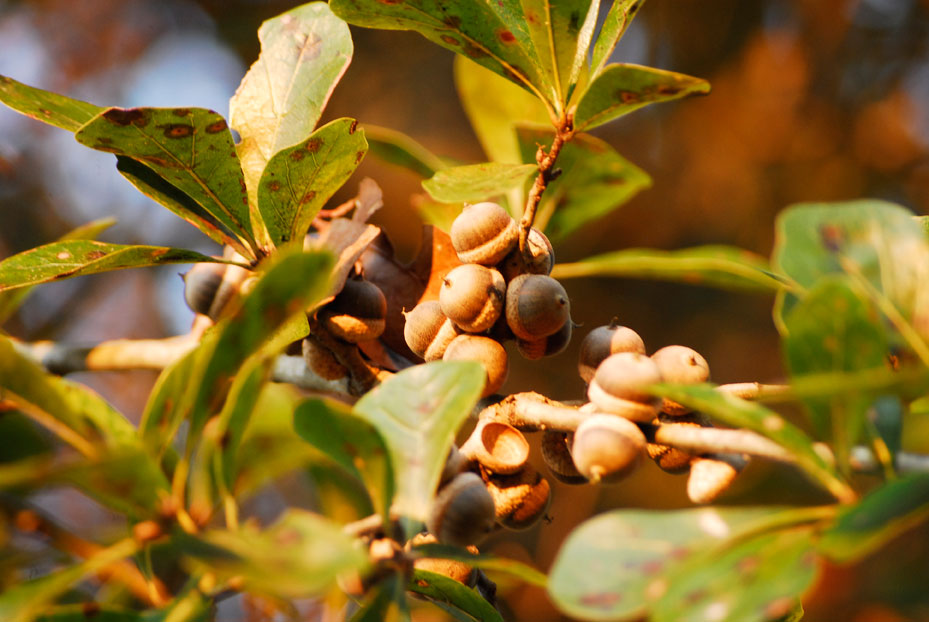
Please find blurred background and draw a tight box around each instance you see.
[1,0,929,620]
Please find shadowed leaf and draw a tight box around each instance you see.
[258,118,367,245]
[0,74,103,131]
[365,124,446,178]
[0,241,224,292]
[423,162,537,203]
[409,569,502,622]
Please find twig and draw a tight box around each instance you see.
[520,117,574,264]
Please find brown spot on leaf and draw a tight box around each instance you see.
[103,108,149,127]
[142,155,173,168]
[463,42,488,59]
[355,150,365,164]
[290,150,306,162]
[497,29,516,44]
[151,248,169,258]
[658,84,682,96]
[616,90,642,104]
[205,119,228,134]
[97,137,113,144]
[443,15,461,28]
[300,190,316,204]
[161,124,194,139]
[305,138,322,153]
[579,592,621,609]
[268,180,282,192]
[82,602,101,617]
[440,34,460,46]
[94,143,121,153]
[416,579,429,588]
[819,223,844,252]
[173,108,191,117]
[349,119,358,134]
[39,108,52,117]
[86,250,107,260]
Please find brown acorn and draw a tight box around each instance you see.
[651,345,710,415]
[517,317,573,360]
[571,414,646,483]
[540,430,586,484]
[450,202,519,265]
[403,300,460,361]
[587,352,662,422]
[483,465,551,530]
[498,228,554,281]
[443,335,508,398]
[183,262,250,320]
[301,337,347,380]
[578,321,647,384]
[646,414,705,474]
[427,472,496,547]
[505,274,570,341]
[320,278,387,343]
[439,264,506,333]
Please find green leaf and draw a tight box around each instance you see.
[574,64,710,131]
[649,383,854,503]
[408,569,502,622]
[784,276,889,461]
[455,56,550,166]
[548,507,808,622]
[350,573,410,622]
[552,245,785,292]
[331,0,554,110]
[294,398,395,522]
[116,157,244,252]
[0,240,225,292]
[353,361,485,522]
[819,472,929,562]
[772,200,929,333]
[61,450,171,517]
[651,528,818,622]
[410,543,547,587]
[589,0,645,78]
[364,124,446,178]
[0,411,52,464]
[0,538,138,622]
[516,127,650,240]
[180,509,368,599]
[0,74,103,132]
[423,162,537,203]
[519,0,599,104]
[37,607,147,621]
[258,118,367,246]
[0,336,138,452]
[231,2,353,210]
[74,107,257,258]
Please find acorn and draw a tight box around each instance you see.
[403,300,461,361]
[686,455,746,504]
[301,336,347,380]
[483,465,551,530]
[450,202,519,265]
[505,274,570,341]
[409,533,478,586]
[427,471,496,547]
[443,335,508,398]
[540,430,586,484]
[517,317,573,360]
[587,352,663,422]
[182,262,250,320]
[651,345,710,415]
[646,414,704,474]
[578,321,647,384]
[320,278,387,343]
[459,420,529,475]
[439,264,506,333]
[498,228,554,281]
[439,444,471,487]
[571,414,646,483]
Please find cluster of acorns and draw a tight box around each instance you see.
[403,201,572,397]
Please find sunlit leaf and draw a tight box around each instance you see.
[0,74,103,132]
[179,509,368,599]
[553,245,784,292]
[364,124,446,178]
[331,0,554,109]
[784,276,889,462]
[649,383,854,503]
[548,507,806,621]
[408,569,502,622]
[589,0,645,78]
[258,118,367,246]
[819,472,929,562]
[0,538,138,622]
[231,2,353,209]
[353,361,485,521]
[651,528,818,622]
[74,107,257,258]
[423,162,537,203]
[516,127,650,240]
[411,543,547,587]
[0,240,224,292]
[294,398,394,522]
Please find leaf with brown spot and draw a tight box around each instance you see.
[0,73,103,132]
[231,3,353,210]
[75,107,258,259]
[590,0,646,78]
[407,569,503,622]
[0,240,224,292]
[258,118,367,246]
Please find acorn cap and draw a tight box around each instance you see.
[450,202,519,265]
[651,345,711,415]
[321,279,388,343]
[540,430,587,484]
[483,465,551,530]
[505,274,570,341]
[427,472,496,546]
[459,420,529,475]
[439,264,506,333]
[498,228,554,280]
[578,322,646,384]
[443,335,508,398]
[571,414,647,483]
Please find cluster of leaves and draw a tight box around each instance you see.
[1,1,929,622]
